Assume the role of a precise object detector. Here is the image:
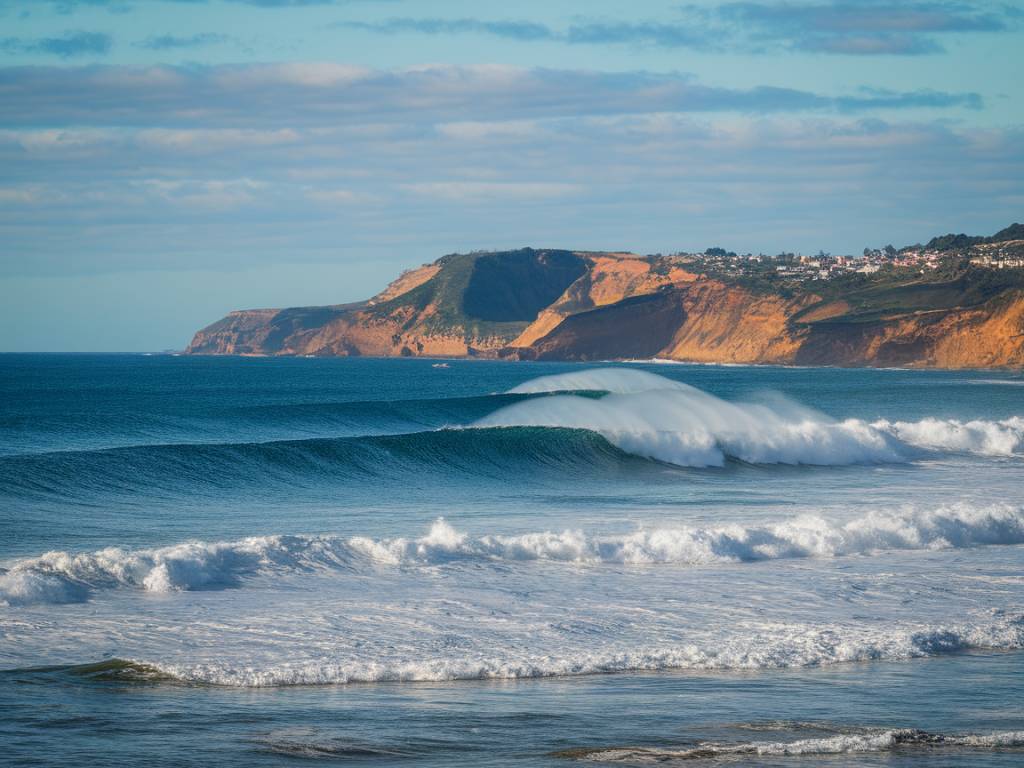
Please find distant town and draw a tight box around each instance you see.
[657,224,1024,282]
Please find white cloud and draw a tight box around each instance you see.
[0,63,984,130]
[212,62,371,88]
[303,188,372,204]
[133,177,270,208]
[0,186,45,204]
[136,128,301,151]
[400,181,583,201]
[436,120,545,140]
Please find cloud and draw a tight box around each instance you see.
[343,3,1016,56]
[343,18,555,42]
[219,0,399,5]
[435,120,544,141]
[136,33,228,50]
[0,186,43,204]
[713,1,1010,54]
[0,0,133,14]
[343,18,713,49]
[1,83,1019,280]
[0,63,983,130]
[0,62,1014,292]
[564,21,711,49]
[400,181,582,201]
[304,188,368,204]
[837,87,982,111]
[7,0,397,10]
[133,177,268,208]
[718,1,1006,34]
[0,31,111,58]
[135,127,301,150]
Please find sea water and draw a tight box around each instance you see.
[1,355,1022,766]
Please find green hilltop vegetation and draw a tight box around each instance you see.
[364,248,587,342]
[794,262,1024,326]
[922,222,1024,252]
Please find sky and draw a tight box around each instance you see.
[1,0,1022,351]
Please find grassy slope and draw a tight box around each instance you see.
[363,249,586,343]
[789,262,1024,326]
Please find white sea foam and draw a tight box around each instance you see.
[4,504,1023,606]
[873,416,1024,456]
[489,369,1024,466]
[0,535,355,606]
[509,368,697,395]
[569,728,1024,762]
[145,614,1024,686]
[0,570,90,606]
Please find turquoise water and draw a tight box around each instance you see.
[1,355,1023,765]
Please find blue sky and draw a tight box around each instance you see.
[1,0,1022,351]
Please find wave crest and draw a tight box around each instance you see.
[4,503,1023,606]
[509,369,697,395]
[483,369,1024,466]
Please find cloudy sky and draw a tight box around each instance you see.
[1,0,1022,351]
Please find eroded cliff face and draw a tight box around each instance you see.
[186,248,1024,369]
[510,253,696,348]
[186,308,281,355]
[513,291,688,361]
[660,281,812,364]
[795,291,1024,369]
[524,281,1024,369]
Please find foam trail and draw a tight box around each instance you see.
[0,535,357,606]
[486,369,1024,466]
[563,729,1024,762]
[4,503,1023,606]
[874,416,1024,456]
[146,613,1024,685]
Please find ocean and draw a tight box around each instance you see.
[1,354,1023,766]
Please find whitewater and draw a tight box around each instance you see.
[481,368,1024,466]
[2,356,1023,767]
[4,504,1024,607]
[562,728,1024,762]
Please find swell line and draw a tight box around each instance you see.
[4,504,1023,606]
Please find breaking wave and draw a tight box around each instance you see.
[559,728,1024,762]
[875,416,1024,456]
[131,613,1024,685]
[4,503,1023,606]
[482,368,1024,466]
[17,611,1024,686]
[4,370,1022,502]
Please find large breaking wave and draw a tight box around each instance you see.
[4,503,1023,607]
[482,368,1024,466]
[3,369,1022,503]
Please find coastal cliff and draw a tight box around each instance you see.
[186,229,1024,369]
